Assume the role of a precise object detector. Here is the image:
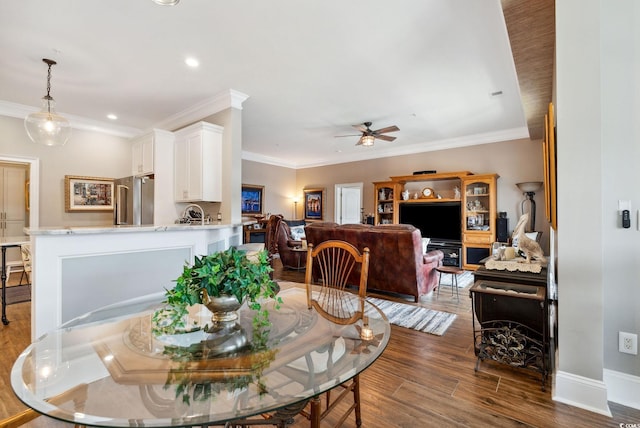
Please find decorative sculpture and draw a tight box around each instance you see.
[512,214,546,264]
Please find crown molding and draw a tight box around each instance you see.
[0,100,141,138]
[151,89,250,132]
[242,126,531,169]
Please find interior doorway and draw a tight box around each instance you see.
[0,156,39,231]
[334,183,363,225]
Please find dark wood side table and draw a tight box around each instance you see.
[470,265,551,390]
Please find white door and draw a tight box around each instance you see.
[335,183,362,225]
[0,164,27,262]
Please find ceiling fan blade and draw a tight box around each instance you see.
[376,134,396,142]
[372,125,400,135]
[352,124,369,132]
[335,134,362,138]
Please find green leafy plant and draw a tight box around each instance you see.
[152,247,281,335]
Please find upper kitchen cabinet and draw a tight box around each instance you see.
[174,122,223,202]
[131,129,174,177]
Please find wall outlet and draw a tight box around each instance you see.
[619,332,638,355]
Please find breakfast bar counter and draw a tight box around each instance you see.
[26,223,245,340]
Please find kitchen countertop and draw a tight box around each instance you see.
[25,222,248,236]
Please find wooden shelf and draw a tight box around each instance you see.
[399,198,461,204]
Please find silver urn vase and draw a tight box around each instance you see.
[202,289,243,322]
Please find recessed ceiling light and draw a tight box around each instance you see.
[185,57,199,68]
[107,114,118,120]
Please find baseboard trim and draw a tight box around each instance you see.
[604,369,640,410]
[553,370,612,417]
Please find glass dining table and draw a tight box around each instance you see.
[11,283,390,427]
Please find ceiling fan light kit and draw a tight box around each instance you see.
[24,58,71,147]
[359,135,375,146]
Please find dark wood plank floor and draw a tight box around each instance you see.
[1,261,639,427]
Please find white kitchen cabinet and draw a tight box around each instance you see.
[129,130,175,225]
[174,122,223,202]
[132,133,155,176]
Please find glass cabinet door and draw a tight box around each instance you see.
[464,181,491,232]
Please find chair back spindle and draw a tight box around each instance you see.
[305,240,369,325]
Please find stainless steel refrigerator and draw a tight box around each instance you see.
[113,176,154,226]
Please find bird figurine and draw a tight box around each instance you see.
[512,213,546,264]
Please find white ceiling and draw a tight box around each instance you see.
[0,0,534,168]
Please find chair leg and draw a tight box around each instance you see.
[454,274,459,299]
[353,375,362,427]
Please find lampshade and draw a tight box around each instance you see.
[360,135,375,146]
[24,59,71,147]
[516,181,543,193]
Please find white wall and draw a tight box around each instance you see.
[555,0,640,414]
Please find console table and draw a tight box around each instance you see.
[470,266,551,390]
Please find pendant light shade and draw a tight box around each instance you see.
[24,59,71,147]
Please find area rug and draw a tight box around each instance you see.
[366,297,457,336]
[4,284,31,305]
[436,269,474,288]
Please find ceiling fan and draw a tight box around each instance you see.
[336,122,400,146]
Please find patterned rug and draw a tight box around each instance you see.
[436,269,474,288]
[366,297,457,336]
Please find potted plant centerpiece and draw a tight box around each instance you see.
[153,247,280,336]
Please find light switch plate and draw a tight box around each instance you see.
[618,200,631,212]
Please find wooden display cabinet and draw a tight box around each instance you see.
[461,174,499,269]
[373,181,401,225]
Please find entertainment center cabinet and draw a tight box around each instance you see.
[373,171,498,270]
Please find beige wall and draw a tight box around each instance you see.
[242,160,297,220]
[0,115,131,228]
[290,138,548,250]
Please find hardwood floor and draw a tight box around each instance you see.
[1,261,639,427]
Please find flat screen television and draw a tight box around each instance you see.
[398,202,462,244]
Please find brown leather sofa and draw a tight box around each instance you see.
[305,222,444,302]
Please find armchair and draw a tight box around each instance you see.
[275,220,305,270]
[264,214,284,266]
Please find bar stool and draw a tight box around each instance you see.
[435,265,463,299]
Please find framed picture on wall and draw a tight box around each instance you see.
[304,188,324,220]
[64,175,114,212]
[241,184,264,215]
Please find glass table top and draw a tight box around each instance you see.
[11,283,390,427]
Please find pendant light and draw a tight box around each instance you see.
[24,58,71,147]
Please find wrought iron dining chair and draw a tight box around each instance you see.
[302,239,370,427]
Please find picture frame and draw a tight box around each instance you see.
[304,188,325,221]
[241,184,264,215]
[543,102,557,230]
[64,175,114,212]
